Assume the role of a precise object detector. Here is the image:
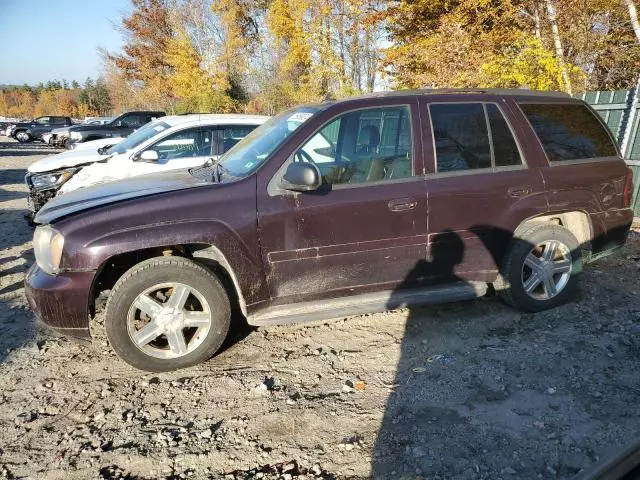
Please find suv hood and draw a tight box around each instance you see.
[35,169,210,225]
[28,149,107,173]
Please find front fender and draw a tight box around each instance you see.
[64,218,268,306]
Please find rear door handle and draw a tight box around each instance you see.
[508,186,531,198]
[388,197,417,212]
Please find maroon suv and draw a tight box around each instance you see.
[25,89,635,371]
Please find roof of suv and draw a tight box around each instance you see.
[296,88,577,114]
[356,88,571,99]
[159,114,271,128]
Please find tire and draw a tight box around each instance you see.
[494,222,582,312]
[105,256,231,372]
[15,131,31,143]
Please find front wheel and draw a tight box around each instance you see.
[16,131,31,143]
[105,257,231,372]
[495,223,582,312]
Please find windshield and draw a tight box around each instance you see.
[218,107,320,177]
[105,121,170,155]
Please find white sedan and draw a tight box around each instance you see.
[25,114,269,215]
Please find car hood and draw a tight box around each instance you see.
[35,169,211,225]
[28,149,107,173]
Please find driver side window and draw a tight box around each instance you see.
[296,106,414,185]
[121,114,144,128]
[148,128,213,161]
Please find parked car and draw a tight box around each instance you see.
[24,114,269,217]
[62,110,165,148]
[8,116,74,143]
[0,121,14,134]
[25,89,634,372]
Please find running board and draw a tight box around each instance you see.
[247,282,487,326]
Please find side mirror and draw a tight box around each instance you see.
[281,162,321,192]
[137,150,159,162]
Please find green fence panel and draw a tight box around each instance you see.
[628,161,640,218]
[577,84,640,217]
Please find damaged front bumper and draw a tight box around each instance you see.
[24,169,79,220]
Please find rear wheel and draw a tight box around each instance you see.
[105,257,231,372]
[495,223,582,312]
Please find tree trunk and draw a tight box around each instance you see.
[623,0,640,44]
[533,3,542,40]
[544,0,572,94]
[364,26,376,92]
[337,1,347,85]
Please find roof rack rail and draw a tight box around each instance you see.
[347,88,571,100]
[418,88,571,97]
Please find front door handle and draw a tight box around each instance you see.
[388,197,417,212]
[508,186,531,198]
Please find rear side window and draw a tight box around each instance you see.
[519,103,617,161]
[430,103,522,172]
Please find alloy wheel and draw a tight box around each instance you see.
[520,240,572,300]
[127,282,212,359]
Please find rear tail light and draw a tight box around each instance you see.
[623,167,634,208]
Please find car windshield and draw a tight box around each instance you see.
[218,107,320,177]
[105,121,170,155]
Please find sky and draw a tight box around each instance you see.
[0,0,130,85]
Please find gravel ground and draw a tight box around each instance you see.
[1,138,640,480]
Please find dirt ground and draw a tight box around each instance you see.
[1,138,640,480]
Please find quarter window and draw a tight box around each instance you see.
[296,106,414,185]
[519,103,617,161]
[430,103,522,173]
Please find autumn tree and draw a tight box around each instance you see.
[382,0,639,92]
[165,30,235,112]
[108,0,175,109]
[211,0,259,102]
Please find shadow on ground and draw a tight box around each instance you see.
[371,227,640,478]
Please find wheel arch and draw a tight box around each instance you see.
[89,243,247,319]
[515,209,593,252]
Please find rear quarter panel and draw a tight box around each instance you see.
[506,96,631,245]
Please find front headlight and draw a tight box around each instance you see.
[33,226,65,275]
[69,131,83,140]
[30,169,77,190]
